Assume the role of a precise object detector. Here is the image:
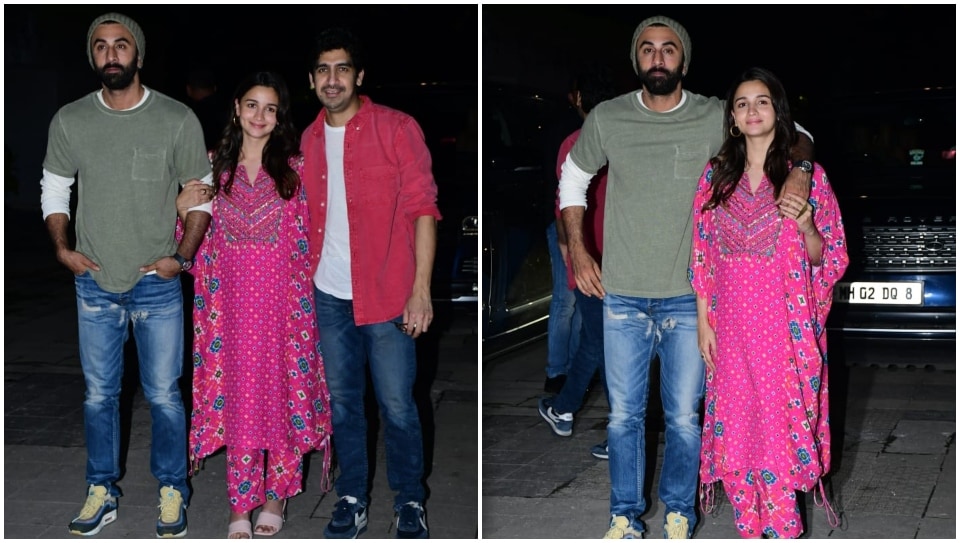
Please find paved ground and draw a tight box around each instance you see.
[482,340,956,539]
[3,206,479,539]
[3,202,955,539]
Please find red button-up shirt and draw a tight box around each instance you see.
[301,96,442,325]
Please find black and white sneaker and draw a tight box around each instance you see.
[324,496,368,539]
[538,397,573,437]
[591,440,609,460]
[395,501,429,538]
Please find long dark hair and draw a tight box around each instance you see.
[704,67,796,210]
[212,71,300,200]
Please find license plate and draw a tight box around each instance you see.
[834,282,923,305]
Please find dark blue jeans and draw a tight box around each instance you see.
[313,288,425,507]
[552,289,606,415]
[546,221,580,378]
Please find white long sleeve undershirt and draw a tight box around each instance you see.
[557,155,593,211]
[40,169,214,220]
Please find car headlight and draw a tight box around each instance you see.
[462,215,478,234]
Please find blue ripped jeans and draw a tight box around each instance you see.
[603,293,704,535]
[75,272,189,502]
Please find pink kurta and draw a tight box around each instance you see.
[689,163,848,536]
[186,158,332,483]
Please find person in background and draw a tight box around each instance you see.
[185,67,229,152]
[543,217,580,394]
[538,65,617,462]
[301,27,440,539]
[690,67,847,538]
[40,12,211,538]
[176,71,333,539]
[542,77,587,396]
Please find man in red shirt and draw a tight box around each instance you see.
[538,66,615,459]
[301,27,441,539]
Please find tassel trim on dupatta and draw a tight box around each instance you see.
[814,478,841,528]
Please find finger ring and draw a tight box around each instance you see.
[412,323,417,329]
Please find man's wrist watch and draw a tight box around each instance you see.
[794,160,814,173]
[173,252,194,272]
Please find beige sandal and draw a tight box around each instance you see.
[227,519,252,539]
[253,500,287,537]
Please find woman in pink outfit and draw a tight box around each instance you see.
[689,67,848,538]
[177,71,332,539]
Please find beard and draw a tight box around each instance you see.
[638,66,683,96]
[96,59,138,90]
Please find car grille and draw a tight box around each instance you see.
[460,255,478,275]
[861,224,956,271]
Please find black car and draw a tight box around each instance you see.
[482,83,581,359]
[814,87,956,366]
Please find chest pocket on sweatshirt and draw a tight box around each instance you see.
[674,143,711,182]
[132,147,167,182]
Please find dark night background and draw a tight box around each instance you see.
[4,5,955,213]
[482,5,956,110]
[4,4,478,209]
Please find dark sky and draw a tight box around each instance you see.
[482,5,956,103]
[6,4,478,104]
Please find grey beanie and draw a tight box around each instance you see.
[86,12,145,69]
[629,15,691,75]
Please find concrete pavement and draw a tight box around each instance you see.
[482,340,955,539]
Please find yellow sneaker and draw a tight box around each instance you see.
[603,515,644,539]
[664,511,690,539]
[68,485,118,536]
[156,486,187,538]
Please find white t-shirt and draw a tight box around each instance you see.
[313,123,353,299]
